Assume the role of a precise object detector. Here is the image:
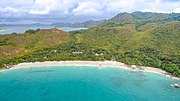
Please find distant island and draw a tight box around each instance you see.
[55,11,180,28]
[0,28,5,30]
[0,12,180,77]
[55,20,106,28]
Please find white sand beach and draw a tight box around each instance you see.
[0,28,5,30]
[0,61,179,80]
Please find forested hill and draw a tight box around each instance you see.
[57,20,106,28]
[67,12,180,28]
[108,11,180,26]
[0,13,180,77]
[0,28,69,60]
[77,21,180,76]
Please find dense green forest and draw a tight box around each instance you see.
[64,11,180,28]
[0,12,180,77]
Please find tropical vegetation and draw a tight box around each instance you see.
[0,12,180,77]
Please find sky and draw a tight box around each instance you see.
[0,0,180,24]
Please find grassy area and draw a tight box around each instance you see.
[0,21,180,77]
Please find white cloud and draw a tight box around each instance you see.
[0,0,180,18]
[29,0,62,14]
[0,7,19,12]
[72,1,103,15]
[106,0,135,13]
[139,0,180,13]
[172,8,180,13]
[29,9,50,15]
[105,0,180,13]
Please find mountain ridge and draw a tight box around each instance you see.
[63,11,180,28]
[0,12,179,77]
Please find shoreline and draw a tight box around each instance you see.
[0,61,179,80]
[0,28,6,31]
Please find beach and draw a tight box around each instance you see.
[1,61,179,80]
[0,28,5,31]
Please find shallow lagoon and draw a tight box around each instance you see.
[0,66,179,101]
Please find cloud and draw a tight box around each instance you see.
[29,0,62,14]
[106,0,135,13]
[172,8,180,13]
[105,0,180,14]
[72,1,103,16]
[0,0,179,20]
[137,0,180,13]
[0,7,19,13]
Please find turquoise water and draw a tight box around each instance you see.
[0,25,54,34]
[0,25,87,34]
[0,66,180,101]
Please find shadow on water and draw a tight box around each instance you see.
[132,79,147,87]
[110,77,125,86]
[29,70,54,73]
[28,67,54,73]
[109,70,148,87]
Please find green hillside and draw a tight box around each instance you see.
[0,28,69,60]
[108,12,180,26]
[0,12,180,77]
[65,12,180,28]
[62,20,106,28]
[76,21,180,75]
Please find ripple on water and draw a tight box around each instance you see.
[0,66,179,101]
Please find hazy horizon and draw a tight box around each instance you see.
[0,0,180,24]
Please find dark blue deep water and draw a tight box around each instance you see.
[0,66,180,101]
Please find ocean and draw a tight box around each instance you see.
[0,25,87,34]
[0,66,179,101]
